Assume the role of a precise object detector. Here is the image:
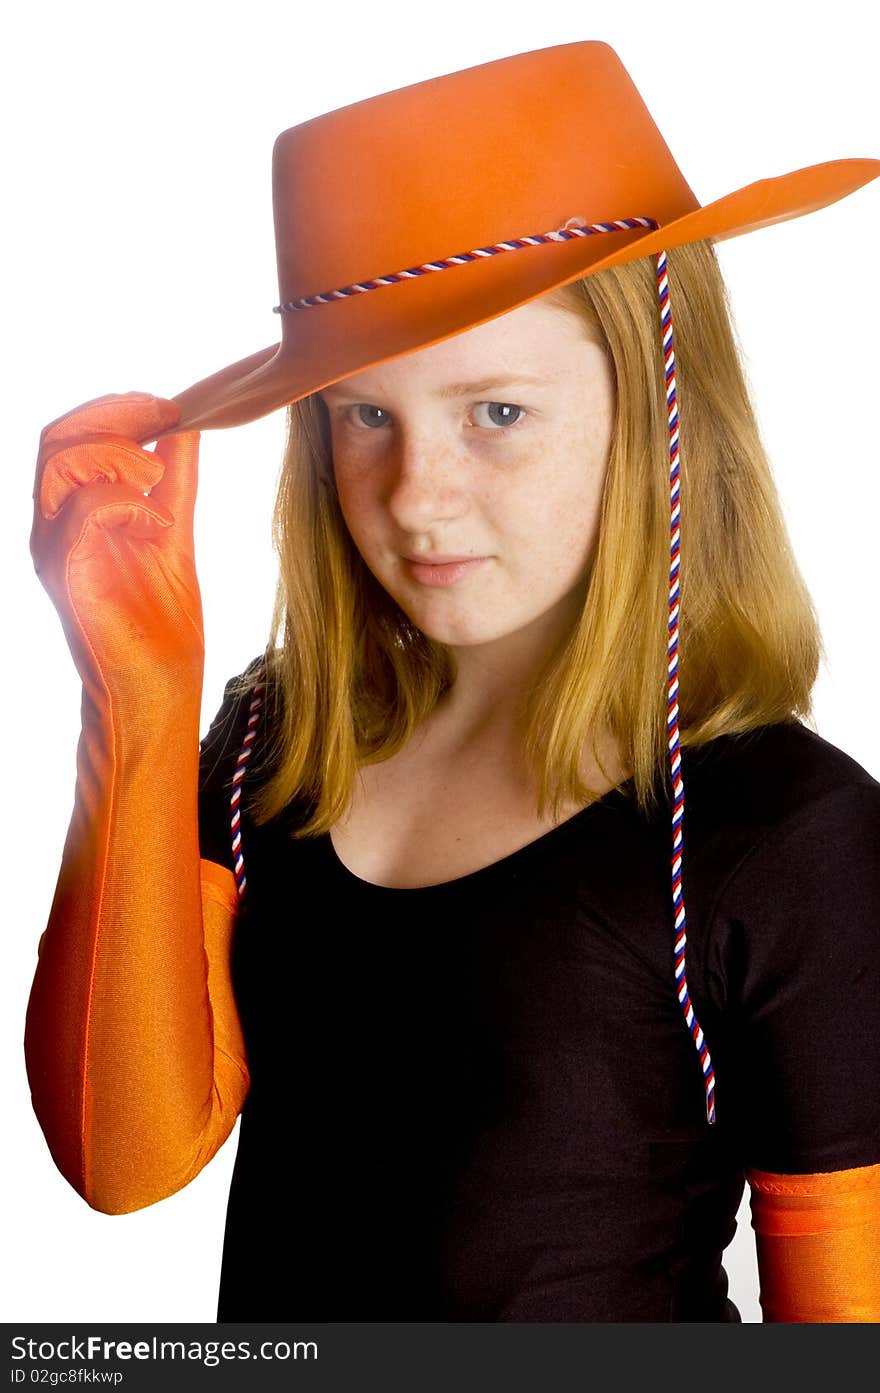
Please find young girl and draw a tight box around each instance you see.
[26,39,880,1322]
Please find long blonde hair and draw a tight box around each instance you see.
[238,237,823,835]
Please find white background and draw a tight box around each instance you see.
[4,0,879,1326]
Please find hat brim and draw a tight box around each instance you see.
[149,157,880,442]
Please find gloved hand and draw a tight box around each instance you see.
[26,392,248,1215]
[30,391,204,703]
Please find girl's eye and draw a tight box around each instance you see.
[344,401,525,430]
[472,401,525,430]
[351,404,392,429]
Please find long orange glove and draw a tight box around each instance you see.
[26,392,249,1214]
[748,1161,880,1321]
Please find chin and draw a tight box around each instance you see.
[398,604,516,648]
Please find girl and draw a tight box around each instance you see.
[26,40,880,1322]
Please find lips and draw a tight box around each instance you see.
[401,555,490,588]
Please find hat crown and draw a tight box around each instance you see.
[270,41,699,310]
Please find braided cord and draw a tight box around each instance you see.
[657,248,716,1125]
[230,666,267,899]
[232,212,716,1125]
[273,216,659,314]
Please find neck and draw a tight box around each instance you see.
[435,584,586,739]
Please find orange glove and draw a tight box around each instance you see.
[25,392,248,1214]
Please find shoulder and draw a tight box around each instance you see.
[683,720,880,991]
[199,652,277,773]
[678,720,880,911]
[197,651,281,870]
[684,718,878,830]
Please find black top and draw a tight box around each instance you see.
[198,660,880,1322]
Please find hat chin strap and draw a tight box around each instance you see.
[258,215,716,1127]
[657,244,717,1126]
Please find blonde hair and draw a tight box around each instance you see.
[239,238,823,835]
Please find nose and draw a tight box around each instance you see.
[382,425,470,533]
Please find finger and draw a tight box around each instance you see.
[74,496,175,553]
[38,477,175,568]
[39,435,167,520]
[148,429,201,523]
[38,393,182,453]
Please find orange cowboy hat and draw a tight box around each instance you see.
[153,37,880,440]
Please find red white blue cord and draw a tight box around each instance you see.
[236,213,716,1125]
[273,215,659,314]
[230,668,266,898]
[657,247,716,1125]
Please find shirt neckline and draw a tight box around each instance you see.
[324,776,636,895]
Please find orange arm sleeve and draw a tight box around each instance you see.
[24,691,250,1216]
[747,1161,880,1322]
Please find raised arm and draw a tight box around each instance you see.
[25,392,249,1215]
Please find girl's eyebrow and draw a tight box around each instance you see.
[433,374,554,399]
[321,373,554,403]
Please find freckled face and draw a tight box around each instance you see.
[319,296,616,649]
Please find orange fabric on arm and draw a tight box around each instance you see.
[747,1161,880,1322]
[23,683,251,1215]
[26,393,249,1215]
[200,859,249,1117]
